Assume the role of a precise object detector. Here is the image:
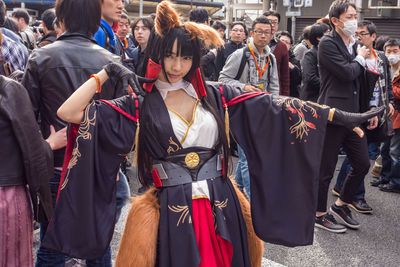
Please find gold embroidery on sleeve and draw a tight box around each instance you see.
[61,101,97,190]
[168,205,192,227]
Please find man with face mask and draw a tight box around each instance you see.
[315,0,379,233]
[377,39,400,194]
[332,20,394,214]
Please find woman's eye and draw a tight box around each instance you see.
[165,54,172,58]
[183,56,192,61]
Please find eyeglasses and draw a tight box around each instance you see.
[354,32,371,37]
[231,29,245,33]
[269,21,279,25]
[253,30,272,36]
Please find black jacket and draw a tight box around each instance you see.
[0,76,53,222]
[300,46,320,102]
[215,40,244,76]
[317,30,365,112]
[289,49,302,98]
[22,32,124,167]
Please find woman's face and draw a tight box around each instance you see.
[158,40,193,84]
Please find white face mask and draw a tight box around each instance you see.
[387,54,400,65]
[339,19,358,37]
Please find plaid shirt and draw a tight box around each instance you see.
[1,34,27,72]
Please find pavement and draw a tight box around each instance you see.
[33,156,400,266]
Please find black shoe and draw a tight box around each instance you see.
[331,187,341,197]
[330,204,360,229]
[370,178,388,187]
[348,199,373,214]
[315,213,347,233]
[379,183,400,193]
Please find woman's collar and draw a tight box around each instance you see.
[155,79,198,100]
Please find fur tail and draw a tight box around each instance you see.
[232,180,264,267]
[115,188,160,267]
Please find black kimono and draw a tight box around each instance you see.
[43,82,329,265]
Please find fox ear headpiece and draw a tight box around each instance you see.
[155,1,224,50]
[144,1,225,96]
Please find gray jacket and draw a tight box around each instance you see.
[218,38,280,95]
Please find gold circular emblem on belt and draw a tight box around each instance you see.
[185,152,200,168]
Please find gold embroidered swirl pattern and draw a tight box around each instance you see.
[167,137,180,154]
[61,101,97,190]
[168,205,192,227]
[213,198,229,229]
[274,97,322,140]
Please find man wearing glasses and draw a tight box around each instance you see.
[215,21,247,75]
[219,16,279,197]
[264,10,290,96]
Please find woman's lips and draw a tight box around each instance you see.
[168,74,181,79]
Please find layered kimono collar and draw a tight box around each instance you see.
[144,59,207,98]
[155,79,198,100]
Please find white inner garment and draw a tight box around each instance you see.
[157,80,219,200]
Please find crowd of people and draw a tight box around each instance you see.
[0,0,398,266]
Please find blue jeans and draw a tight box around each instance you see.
[389,129,400,186]
[380,140,392,182]
[368,142,380,160]
[36,169,130,267]
[334,156,365,200]
[235,146,250,197]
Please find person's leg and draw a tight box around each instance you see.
[380,129,400,192]
[339,131,370,204]
[333,156,350,194]
[86,247,112,267]
[317,125,345,214]
[35,170,66,267]
[115,169,131,223]
[379,140,391,183]
[234,146,245,193]
[330,130,369,228]
[367,142,379,160]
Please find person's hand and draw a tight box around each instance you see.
[46,125,67,150]
[367,116,378,130]
[289,62,294,69]
[243,84,261,92]
[104,62,155,96]
[388,103,395,117]
[357,45,370,59]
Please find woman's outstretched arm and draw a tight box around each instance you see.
[57,70,109,124]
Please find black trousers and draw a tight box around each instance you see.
[317,124,370,212]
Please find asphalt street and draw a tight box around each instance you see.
[34,156,400,266]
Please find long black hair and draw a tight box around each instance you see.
[138,26,230,186]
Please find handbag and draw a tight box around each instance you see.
[366,79,395,142]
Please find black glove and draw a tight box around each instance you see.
[329,106,385,130]
[104,62,155,96]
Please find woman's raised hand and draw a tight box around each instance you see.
[104,62,155,96]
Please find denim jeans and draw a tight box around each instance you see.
[380,140,392,182]
[334,156,365,200]
[235,146,251,197]
[368,142,380,160]
[36,169,130,267]
[389,129,400,186]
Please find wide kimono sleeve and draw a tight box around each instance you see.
[218,85,330,247]
[42,95,138,260]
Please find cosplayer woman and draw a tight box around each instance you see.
[44,1,382,266]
